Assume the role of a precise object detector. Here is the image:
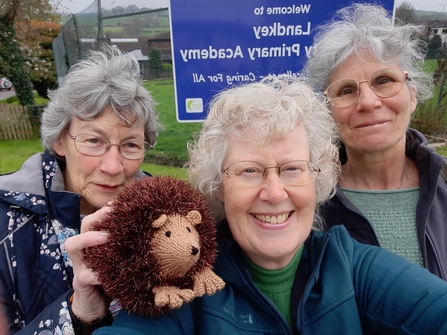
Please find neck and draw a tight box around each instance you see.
[339,148,419,190]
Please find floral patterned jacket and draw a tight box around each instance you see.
[0,151,147,334]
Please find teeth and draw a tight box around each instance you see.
[254,213,290,224]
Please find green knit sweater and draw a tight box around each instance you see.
[245,245,303,328]
[343,187,423,266]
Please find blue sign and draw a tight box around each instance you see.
[169,0,395,122]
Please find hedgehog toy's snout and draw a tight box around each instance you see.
[191,246,199,256]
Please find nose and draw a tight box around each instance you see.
[258,170,288,203]
[356,81,381,110]
[191,246,199,256]
[99,145,124,175]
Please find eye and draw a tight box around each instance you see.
[186,227,191,233]
[281,161,306,175]
[122,141,142,149]
[338,86,357,97]
[376,76,394,86]
[165,231,171,237]
[78,135,106,147]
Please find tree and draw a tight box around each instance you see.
[111,6,126,16]
[0,0,34,105]
[149,48,163,70]
[126,5,139,14]
[15,20,61,98]
[0,0,61,105]
[395,1,416,25]
[149,48,163,78]
[429,35,442,53]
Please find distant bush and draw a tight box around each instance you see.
[411,100,447,136]
[6,96,18,103]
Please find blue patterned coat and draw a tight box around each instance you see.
[0,151,148,334]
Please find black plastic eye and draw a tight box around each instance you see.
[165,231,171,237]
[186,227,191,233]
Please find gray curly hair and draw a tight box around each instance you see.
[303,3,433,102]
[186,75,340,227]
[41,45,162,152]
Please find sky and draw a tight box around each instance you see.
[59,0,95,14]
[58,0,170,15]
[395,0,447,12]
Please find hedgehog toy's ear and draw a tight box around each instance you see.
[186,210,202,226]
[152,214,168,228]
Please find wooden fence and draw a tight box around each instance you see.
[0,105,33,140]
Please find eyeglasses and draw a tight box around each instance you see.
[324,68,411,108]
[65,129,152,160]
[222,160,320,187]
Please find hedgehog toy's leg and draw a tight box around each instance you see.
[153,286,195,309]
[193,267,226,296]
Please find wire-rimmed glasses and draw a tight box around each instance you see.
[65,129,152,160]
[222,160,320,187]
[324,68,411,108]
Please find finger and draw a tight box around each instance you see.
[65,231,108,258]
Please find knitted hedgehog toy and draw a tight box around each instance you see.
[84,176,225,316]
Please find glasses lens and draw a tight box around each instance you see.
[326,68,407,108]
[226,161,264,186]
[279,160,320,186]
[224,160,319,187]
[370,68,405,98]
[120,141,151,160]
[74,135,108,156]
[325,79,359,108]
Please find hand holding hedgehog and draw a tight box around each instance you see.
[84,176,225,316]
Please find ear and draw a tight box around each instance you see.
[53,133,67,157]
[410,87,417,114]
[215,185,225,202]
[186,210,202,226]
[152,214,168,228]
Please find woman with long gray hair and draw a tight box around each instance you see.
[303,3,447,280]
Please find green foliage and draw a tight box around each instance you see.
[0,16,35,106]
[429,35,442,53]
[411,100,447,135]
[162,63,172,71]
[149,48,163,70]
[6,96,18,104]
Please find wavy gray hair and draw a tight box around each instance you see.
[303,3,433,102]
[41,45,162,152]
[186,75,340,228]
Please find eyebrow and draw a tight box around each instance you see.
[78,125,145,141]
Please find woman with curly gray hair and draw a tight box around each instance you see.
[187,74,339,224]
[303,3,447,280]
[95,75,447,335]
[0,45,161,334]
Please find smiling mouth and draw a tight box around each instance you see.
[253,213,291,224]
[358,121,388,128]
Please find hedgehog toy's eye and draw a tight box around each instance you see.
[165,231,171,237]
[186,227,191,233]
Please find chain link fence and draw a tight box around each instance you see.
[53,0,171,86]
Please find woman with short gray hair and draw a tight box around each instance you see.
[0,45,162,334]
